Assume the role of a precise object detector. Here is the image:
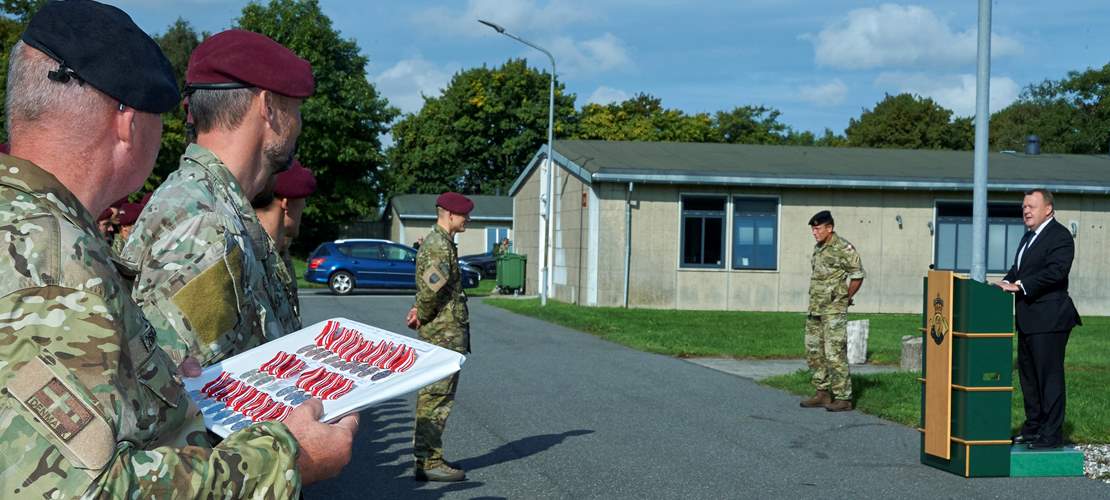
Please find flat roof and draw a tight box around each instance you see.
[509,140,1110,195]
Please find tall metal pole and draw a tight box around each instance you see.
[480,20,557,305]
[970,0,992,282]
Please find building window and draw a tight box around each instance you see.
[486,227,511,252]
[732,197,778,270]
[681,196,726,268]
[934,202,1024,273]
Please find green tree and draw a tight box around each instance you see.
[990,100,1079,153]
[574,93,714,142]
[845,93,971,150]
[989,64,1110,154]
[148,19,203,194]
[814,128,848,147]
[386,58,576,196]
[238,0,397,251]
[713,105,795,144]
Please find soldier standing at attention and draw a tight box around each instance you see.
[799,210,865,412]
[0,1,355,495]
[123,29,313,363]
[406,192,473,482]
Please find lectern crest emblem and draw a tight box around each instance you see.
[929,294,948,345]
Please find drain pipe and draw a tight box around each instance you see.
[623,182,634,308]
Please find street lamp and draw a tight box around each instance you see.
[479,19,556,306]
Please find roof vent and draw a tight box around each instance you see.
[1025,135,1040,155]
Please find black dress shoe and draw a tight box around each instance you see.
[1027,439,1063,450]
[1011,434,1039,445]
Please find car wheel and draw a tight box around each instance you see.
[329,271,354,295]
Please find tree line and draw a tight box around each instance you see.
[2,0,1109,249]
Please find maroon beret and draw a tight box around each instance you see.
[97,208,114,222]
[436,192,474,215]
[273,160,317,199]
[117,202,143,226]
[185,29,314,98]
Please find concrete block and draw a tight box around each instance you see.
[901,335,922,372]
[847,319,869,364]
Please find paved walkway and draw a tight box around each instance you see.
[684,357,899,381]
[296,293,1108,499]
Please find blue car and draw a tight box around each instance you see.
[305,239,480,295]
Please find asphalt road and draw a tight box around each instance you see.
[299,291,1109,499]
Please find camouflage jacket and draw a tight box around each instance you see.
[122,144,274,366]
[245,217,301,335]
[808,232,866,315]
[281,249,301,321]
[0,155,299,498]
[414,225,470,353]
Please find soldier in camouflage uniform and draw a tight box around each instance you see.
[800,211,866,412]
[406,192,473,482]
[0,3,305,495]
[252,160,316,332]
[122,29,316,364]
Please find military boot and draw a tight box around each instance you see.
[800,390,831,408]
[414,462,466,482]
[825,399,853,412]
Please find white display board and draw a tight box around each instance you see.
[183,318,465,437]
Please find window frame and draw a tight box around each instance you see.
[679,194,728,269]
[730,195,780,271]
[932,200,1024,274]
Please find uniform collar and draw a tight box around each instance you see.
[816,231,839,249]
[433,223,454,242]
[181,143,255,220]
[0,153,99,237]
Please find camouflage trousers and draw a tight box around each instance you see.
[413,372,459,468]
[804,313,852,400]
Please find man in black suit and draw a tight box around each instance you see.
[995,188,1081,449]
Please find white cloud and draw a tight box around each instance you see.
[798,79,848,106]
[809,4,1022,70]
[549,32,632,77]
[874,73,1020,117]
[586,86,630,105]
[415,0,594,37]
[372,58,455,114]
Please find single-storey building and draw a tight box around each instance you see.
[386,194,513,256]
[509,140,1110,315]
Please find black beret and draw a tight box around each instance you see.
[21,0,179,113]
[808,210,834,226]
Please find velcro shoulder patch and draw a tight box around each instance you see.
[6,355,114,476]
[422,267,446,293]
[172,245,243,345]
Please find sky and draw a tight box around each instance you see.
[111,0,1110,136]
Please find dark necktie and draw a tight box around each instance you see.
[1016,230,1035,269]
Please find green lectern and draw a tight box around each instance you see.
[920,270,1014,477]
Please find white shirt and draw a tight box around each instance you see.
[1016,216,1054,270]
[1007,216,1054,294]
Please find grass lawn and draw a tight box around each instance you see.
[467,279,498,297]
[291,257,325,289]
[485,298,1110,443]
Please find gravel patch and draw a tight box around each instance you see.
[1077,444,1110,483]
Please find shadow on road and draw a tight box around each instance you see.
[304,398,484,499]
[457,429,595,472]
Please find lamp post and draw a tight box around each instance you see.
[479,19,556,306]
[970,0,991,282]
